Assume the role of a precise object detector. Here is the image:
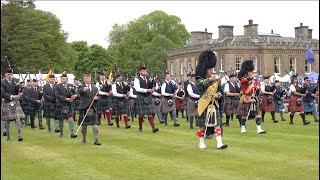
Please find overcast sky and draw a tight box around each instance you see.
[35,1,319,48]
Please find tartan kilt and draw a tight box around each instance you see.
[237,100,261,117]
[43,104,56,118]
[72,98,81,111]
[134,96,155,115]
[224,97,239,115]
[55,105,73,120]
[97,97,110,112]
[78,109,99,126]
[161,97,176,113]
[151,97,162,113]
[288,95,304,112]
[274,100,285,111]
[112,98,129,115]
[175,98,185,110]
[197,105,222,129]
[128,98,136,114]
[183,98,188,106]
[1,101,25,121]
[303,100,315,113]
[187,98,198,116]
[260,96,275,112]
[21,103,29,115]
[28,105,41,117]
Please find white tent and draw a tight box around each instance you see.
[281,74,291,82]
[12,73,76,85]
[220,75,229,86]
[270,74,282,83]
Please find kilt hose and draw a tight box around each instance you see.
[303,100,316,113]
[97,97,110,112]
[196,103,222,137]
[135,95,155,115]
[161,97,176,114]
[112,98,129,115]
[175,98,185,110]
[43,104,56,118]
[55,105,73,120]
[224,97,239,115]
[1,101,25,121]
[260,95,275,112]
[274,100,285,111]
[78,108,99,126]
[186,98,198,116]
[288,95,304,113]
[237,98,261,118]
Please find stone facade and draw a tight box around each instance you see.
[167,20,319,82]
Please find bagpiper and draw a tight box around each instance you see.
[21,79,31,126]
[194,50,227,149]
[186,72,199,129]
[184,72,192,122]
[1,66,25,141]
[151,78,164,124]
[237,60,266,134]
[96,71,113,126]
[175,82,186,118]
[42,74,57,132]
[54,73,78,138]
[128,78,137,122]
[133,63,159,133]
[78,72,101,145]
[260,76,278,123]
[273,80,287,121]
[302,76,319,122]
[72,78,81,123]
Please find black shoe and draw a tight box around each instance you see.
[3,132,7,136]
[71,134,77,138]
[152,128,159,133]
[39,126,45,129]
[315,119,319,122]
[303,121,310,125]
[94,139,101,145]
[48,129,52,133]
[31,126,37,129]
[108,123,113,126]
[217,144,228,149]
[258,131,267,134]
[190,126,193,129]
[55,129,60,133]
[125,125,131,129]
[281,118,286,121]
[182,116,186,118]
[7,136,11,141]
[18,136,23,141]
[225,124,229,127]
[59,134,64,138]
[174,123,180,127]
[273,120,279,123]
[82,139,86,144]
[159,121,164,124]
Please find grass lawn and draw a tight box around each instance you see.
[1,113,319,180]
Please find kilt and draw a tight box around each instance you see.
[175,98,185,110]
[43,104,56,118]
[55,105,73,120]
[237,99,261,117]
[224,97,239,115]
[260,95,275,112]
[78,108,99,125]
[151,96,162,113]
[186,98,198,116]
[303,100,316,113]
[128,98,136,114]
[72,98,81,111]
[21,103,29,115]
[97,97,110,112]
[28,105,41,117]
[112,98,129,115]
[161,97,176,113]
[288,95,304,113]
[274,100,285,111]
[135,95,155,115]
[196,105,222,128]
[1,101,26,121]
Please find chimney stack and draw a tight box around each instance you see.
[294,23,309,41]
[244,19,258,39]
[218,25,234,40]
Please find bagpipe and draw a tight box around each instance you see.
[176,88,185,102]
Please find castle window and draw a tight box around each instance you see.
[289,57,296,72]
[170,63,174,76]
[235,56,242,71]
[304,60,311,73]
[274,57,280,74]
[180,61,184,75]
[220,55,225,72]
[249,56,257,72]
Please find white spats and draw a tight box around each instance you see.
[256,125,267,134]
[199,137,207,149]
[241,125,247,133]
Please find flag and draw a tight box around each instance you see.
[44,68,54,81]
[305,43,315,64]
[108,70,113,82]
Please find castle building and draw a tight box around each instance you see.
[167,20,319,81]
